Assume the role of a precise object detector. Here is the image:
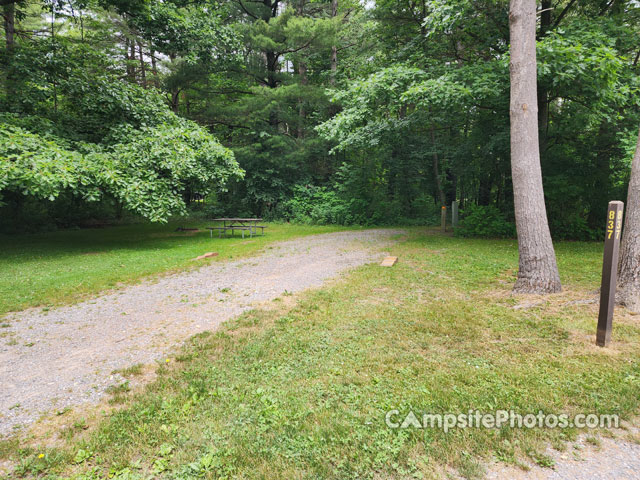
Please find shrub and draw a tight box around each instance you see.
[281,185,353,225]
[455,205,515,238]
[550,214,599,241]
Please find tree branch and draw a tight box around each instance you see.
[552,0,577,29]
[277,39,313,56]
[599,0,616,16]
[203,120,250,130]
[236,0,258,19]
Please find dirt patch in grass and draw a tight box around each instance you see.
[16,363,159,452]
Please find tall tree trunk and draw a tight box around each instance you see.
[330,0,338,85]
[265,51,278,89]
[125,37,134,80]
[4,2,15,49]
[130,41,136,81]
[50,5,58,113]
[297,61,307,138]
[617,126,640,310]
[3,1,16,109]
[478,175,492,206]
[262,2,279,127]
[137,40,146,88]
[509,0,561,293]
[446,170,457,205]
[537,0,552,157]
[169,52,179,112]
[430,125,446,207]
[79,9,84,42]
[171,90,180,113]
[150,50,158,87]
[296,0,307,138]
[265,51,279,127]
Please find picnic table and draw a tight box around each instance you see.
[207,218,266,239]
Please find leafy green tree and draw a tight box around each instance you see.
[2,0,639,235]
[0,6,242,226]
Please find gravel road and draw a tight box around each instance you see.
[0,229,402,436]
[485,423,640,480]
[2,227,637,480]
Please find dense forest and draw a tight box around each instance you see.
[1,0,639,238]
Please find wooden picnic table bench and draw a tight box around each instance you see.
[207,218,267,238]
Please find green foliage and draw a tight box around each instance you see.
[537,21,635,115]
[550,215,599,242]
[128,1,238,61]
[2,0,640,236]
[455,205,515,238]
[318,2,640,238]
[0,124,94,203]
[105,123,243,222]
[0,39,242,226]
[280,184,352,225]
[0,115,241,223]
[278,179,441,227]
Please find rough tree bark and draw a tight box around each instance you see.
[297,61,307,138]
[330,0,337,85]
[137,40,146,88]
[260,0,280,129]
[3,1,16,108]
[171,89,180,112]
[125,37,134,80]
[296,0,307,138]
[129,41,136,81]
[3,1,15,48]
[617,126,640,310]
[537,0,551,156]
[430,125,446,207]
[262,0,280,90]
[150,50,158,87]
[168,52,180,112]
[509,0,561,293]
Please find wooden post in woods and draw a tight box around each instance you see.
[597,201,624,347]
[441,206,447,233]
[452,201,459,228]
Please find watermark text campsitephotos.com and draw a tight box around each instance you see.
[385,410,619,433]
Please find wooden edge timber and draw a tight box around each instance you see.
[380,256,398,267]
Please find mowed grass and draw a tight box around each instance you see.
[4,230,640,479]
[0,222,352,316]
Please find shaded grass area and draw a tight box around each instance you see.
[4,230,640,479]
[0,222,351,316]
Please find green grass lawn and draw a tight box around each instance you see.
[0,222,352,317]
[3,230,640,479]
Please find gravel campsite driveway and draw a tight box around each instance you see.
[0,229,402,436]
[2,228,638,480]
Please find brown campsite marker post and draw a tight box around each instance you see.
[596,201,624,347]
[441,206,447,233]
